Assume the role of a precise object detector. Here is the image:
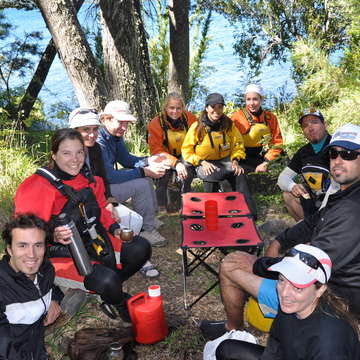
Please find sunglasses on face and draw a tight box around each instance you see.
[286,248,328,283]
[329,148,360,161]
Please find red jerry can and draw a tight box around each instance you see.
[127,285,168,344]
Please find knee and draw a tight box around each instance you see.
[220,252,256,277]
[283,191,296,205]
[84,264,123,304]
[122,235,151,263]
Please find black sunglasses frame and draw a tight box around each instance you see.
[329,148,360,161]
[286,248,328,283]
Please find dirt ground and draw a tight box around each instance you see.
[45,195,295,360]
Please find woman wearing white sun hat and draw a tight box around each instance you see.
[215,244,360,359]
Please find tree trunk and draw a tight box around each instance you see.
[99,0,158,129]
[18,0,85,123]
[168,0,189,103]
[35,0,108,110]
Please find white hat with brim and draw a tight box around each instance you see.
[268,244,332,288]
[327,123,360,151]
[69,108,100,128]
[102,100,137,122]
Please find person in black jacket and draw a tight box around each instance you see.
[277,108,335,221]
[200,122,360,340]
[0,214,63,360]
[215,244,360,360]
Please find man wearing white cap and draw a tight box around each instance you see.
[97,100,169,247]
[215,244,360,359]
[277,108,337,221]
[200,122,360,340]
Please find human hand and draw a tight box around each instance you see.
[176,162,188,180]
[290,184,308,198]
[54,225,73,245]
[232,161,244,176]
[200,160,217,176]
[148,153,172,167]
[255,161,268,173]
[44,300,61,326]
[114,228,121,239]
[144,163,168,178]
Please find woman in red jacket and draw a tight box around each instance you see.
[15,128,151,321]
[147,92,197,212]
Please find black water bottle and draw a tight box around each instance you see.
[57,213,93,276]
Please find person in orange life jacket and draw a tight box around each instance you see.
[182,93,257,215]
[14,129,151,322]
[231,84,283,173]
[0,214,63,360]
[69,108,159,278]
[147,92,197,211]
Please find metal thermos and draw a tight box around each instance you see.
[57,213,93,276]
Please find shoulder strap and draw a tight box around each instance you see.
[241,108,255,127]
[181,112,189,131]
[36,167,81,205]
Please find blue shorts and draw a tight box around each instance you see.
[257,278,279,318]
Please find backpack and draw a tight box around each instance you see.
[67,327,136,360]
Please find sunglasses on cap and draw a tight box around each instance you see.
[329,148,360,161]
[286,248,328,283]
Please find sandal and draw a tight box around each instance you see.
[139,261,160,278]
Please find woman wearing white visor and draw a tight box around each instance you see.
[215,244,360,359]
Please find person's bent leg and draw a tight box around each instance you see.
[181,164,196,193]
[235,174,257,218]
[117,235,151,281]
[110,178,156,231]
[155,170,172,209]
[215,339,264,360]
[219,251,262,330]
[282,191,304,222]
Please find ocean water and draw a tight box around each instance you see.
[4,7,295,117]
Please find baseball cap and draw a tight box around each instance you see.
[245,84,264,97]
[69,108,100,128]
[102,100,137,122]
[268,244,332,288]
[299,108,324,125]
[327,123,360,151]
[205,93,225,106]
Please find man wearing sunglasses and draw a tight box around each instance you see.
[200,122,360,341]
[277,109,337,221]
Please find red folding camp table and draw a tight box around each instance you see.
[181,192,262,309]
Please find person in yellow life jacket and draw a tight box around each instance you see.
[182,93,257,217]
[231,84,283,173]
[147,92,197,211]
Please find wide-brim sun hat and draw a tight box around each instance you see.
[69,107,100,128]
[101,100,137,122]
[268,244,332,288]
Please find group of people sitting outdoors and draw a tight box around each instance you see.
[1,82,360,359]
